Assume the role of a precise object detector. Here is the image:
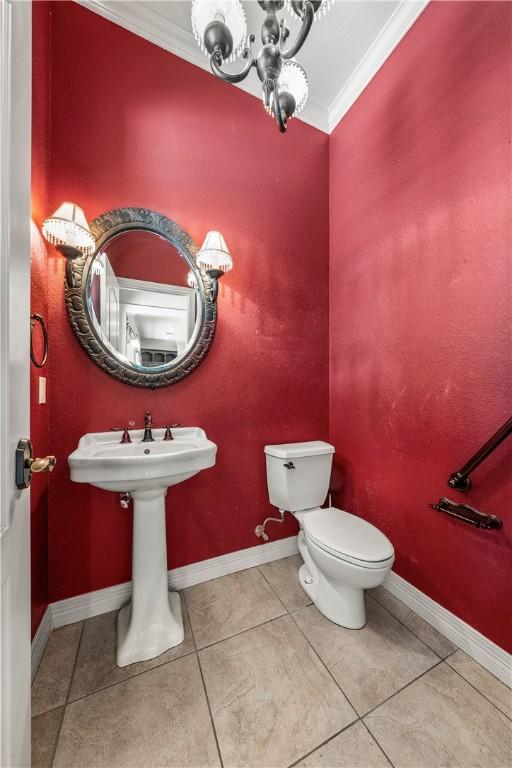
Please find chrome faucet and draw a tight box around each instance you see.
[142,411,154,442]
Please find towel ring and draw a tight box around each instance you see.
[30,313,48,368]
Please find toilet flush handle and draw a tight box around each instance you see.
[284,462,295,470]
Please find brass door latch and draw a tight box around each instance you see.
[15,438,57,489]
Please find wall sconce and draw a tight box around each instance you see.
[42,202,95,284]
[196,231,233,302]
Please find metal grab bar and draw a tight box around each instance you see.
[430,498,502,530]
[448,416,512,491]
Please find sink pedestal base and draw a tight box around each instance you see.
[116,488,184,667]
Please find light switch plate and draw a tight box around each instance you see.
[38,376,46,404]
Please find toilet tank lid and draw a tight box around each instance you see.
[264,441,335,459]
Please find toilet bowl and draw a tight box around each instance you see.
[265,441,394,629]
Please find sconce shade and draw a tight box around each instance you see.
[42,202,95,257]
[191,0,247,62]
[196,231,233,273]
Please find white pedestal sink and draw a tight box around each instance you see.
[68,427,216,666]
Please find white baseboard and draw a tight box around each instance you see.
[31,606,53,681]
[35,535,510,690]
[51,534,300,629]
[384,571,511,687]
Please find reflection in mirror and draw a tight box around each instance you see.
[88,230,200,370]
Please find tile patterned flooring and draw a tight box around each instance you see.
[32,556,511,768]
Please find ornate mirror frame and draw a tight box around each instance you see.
[64,207,217,389]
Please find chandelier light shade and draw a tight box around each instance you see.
[42,202,95,258]
[196,231,233,303]
[265,59,308,119]
[191,0,328,133]
[286,0,334,21]
[191,0,248,62]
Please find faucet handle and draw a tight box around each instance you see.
[163,424,180,441]
[110,426,132,443]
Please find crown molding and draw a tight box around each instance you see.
[76,1,427,135]
[327,0,429,133]
[75,0,329,132]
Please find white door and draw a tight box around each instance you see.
[0,1,32,766]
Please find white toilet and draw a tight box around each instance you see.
[265,440,394,629]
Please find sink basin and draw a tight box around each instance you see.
[68,426,217,667]
[68,427,216,492]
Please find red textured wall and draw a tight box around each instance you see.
[329,1,512,651]
[30,0,51,636]
[45,2,329,602]
[32,0,510,653]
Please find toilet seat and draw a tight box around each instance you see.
[302,507,394,570]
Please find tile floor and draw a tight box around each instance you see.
[32,554,511,768]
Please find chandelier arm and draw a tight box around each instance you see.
[279,18,290,53]
[210,34,256,84]
[273,84,287,133]
[281,1,314,59]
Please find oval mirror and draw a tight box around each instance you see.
[65,208,217,388]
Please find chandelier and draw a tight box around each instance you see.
[191,0,333,133]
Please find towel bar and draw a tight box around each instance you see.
[430,497,502,530]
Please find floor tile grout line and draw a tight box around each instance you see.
[257,563,296,615]
[366,592,455,661]
[288,609,360,716]
[443,656,512,722]
[64,648,198,707]
[49,621,85,768]
[286,719,362,768]
[64,622,85,706]
[187,569,361,768]
[264,558,453,666]
[263,560,454,666]
[362,658,445,719]
[333,586,510,722]
[196,651,225,768]
[360,718,395,767]
[288,607,457,752]
[56,601,290,710]
[45,707,65,768]
[61,595,198,707]
[187,611,224,768]
[192,612,289,652]
[370,591,512,709]
[182,595,198,652]
[183,567,288,649]
[38,581,446,714]
[286,715,397,768]
[34,567,509,768]
[186,567,456,766]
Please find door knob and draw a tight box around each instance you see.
[15,438,57,489]
[31,455,57,473]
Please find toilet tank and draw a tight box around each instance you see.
[265,441,335,512]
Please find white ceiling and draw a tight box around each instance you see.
[77,0,428,132]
